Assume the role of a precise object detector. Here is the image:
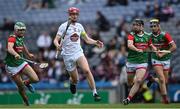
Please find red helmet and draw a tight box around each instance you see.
[68,7,79,14]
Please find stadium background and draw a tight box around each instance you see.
[0,0,180,105]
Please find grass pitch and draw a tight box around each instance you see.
[0,103,180,109]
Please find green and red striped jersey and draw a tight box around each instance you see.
[5,34,25,67]
[151,31,173,61]
[127,32,151,63]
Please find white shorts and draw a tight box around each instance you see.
[5,62,28,76]
[151,59,170,70]
[62,51,84,72]
[126,62,148,73]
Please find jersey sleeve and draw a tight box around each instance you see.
[128,34,134,41]
[165,32,173,44]
[79,24,87,37]
[56,24,65,37]
[8,36,16,43]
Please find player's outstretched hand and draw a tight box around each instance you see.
[96,40,104,48]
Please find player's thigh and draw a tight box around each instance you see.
[135,68,147,82]
[127,73,135,86]
[63,56,76,72]
[163,60,170,83]
[77,55,91,72]
[11,75,24,88]
[126,62,136,86]
[153,65,165,80]
[22,65,39,81]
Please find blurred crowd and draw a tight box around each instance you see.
[0,0,179,85]
[0,11,128,85]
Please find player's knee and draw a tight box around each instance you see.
[159,78,165,84]
[135,78,143,84]
[31,76,39,83]
[83,70,91,75]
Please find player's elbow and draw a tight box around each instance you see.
[7,45,13,53]
[53,39,56,45]
[127,44,133,49]
[173,44,177,50]
[53,38,59,46]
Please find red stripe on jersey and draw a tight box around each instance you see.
[134,43,149,49]
[127,72,135,74]
[134,43,148,46]
[8,37,16,43]
[148,38,152,46]
[14,46,24,52]
[165,32,173,44]
[152,64,163,66]
[163,69,169,71]
[128,34,134,40]
[136,67,147,70]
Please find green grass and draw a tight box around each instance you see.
[0,103,180,109]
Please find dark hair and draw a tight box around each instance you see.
[133,19,144,25]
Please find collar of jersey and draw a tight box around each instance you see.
[137,33,144,37]
[152,31,161,37]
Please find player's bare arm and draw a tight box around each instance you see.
[53,34,62,50]
[149,44,158,51]
[168,41,177,52]
[7,42,20,59]
[157,42,177,58]
[156,32,177,57]
[128,40,143,52]
[81,32,103,48]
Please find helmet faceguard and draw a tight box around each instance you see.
[14,22,26,37]
[14,22,26,30]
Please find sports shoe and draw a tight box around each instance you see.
[94,93,101,102]
[25,84,35,93]
[22,96,30,106]
[123,98,130,105]
[162,95,170,104]
[70,84,76,94]
[163,99,169,104]
[23,99,30,106]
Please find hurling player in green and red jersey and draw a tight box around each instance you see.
[4,22,39,106]
[123,19,156,105]
[150,19,176,104]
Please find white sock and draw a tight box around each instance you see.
[93,89,97,96]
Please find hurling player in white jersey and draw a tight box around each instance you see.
[54,7,103,101]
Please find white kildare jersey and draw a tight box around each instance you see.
[57,21,85,55]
